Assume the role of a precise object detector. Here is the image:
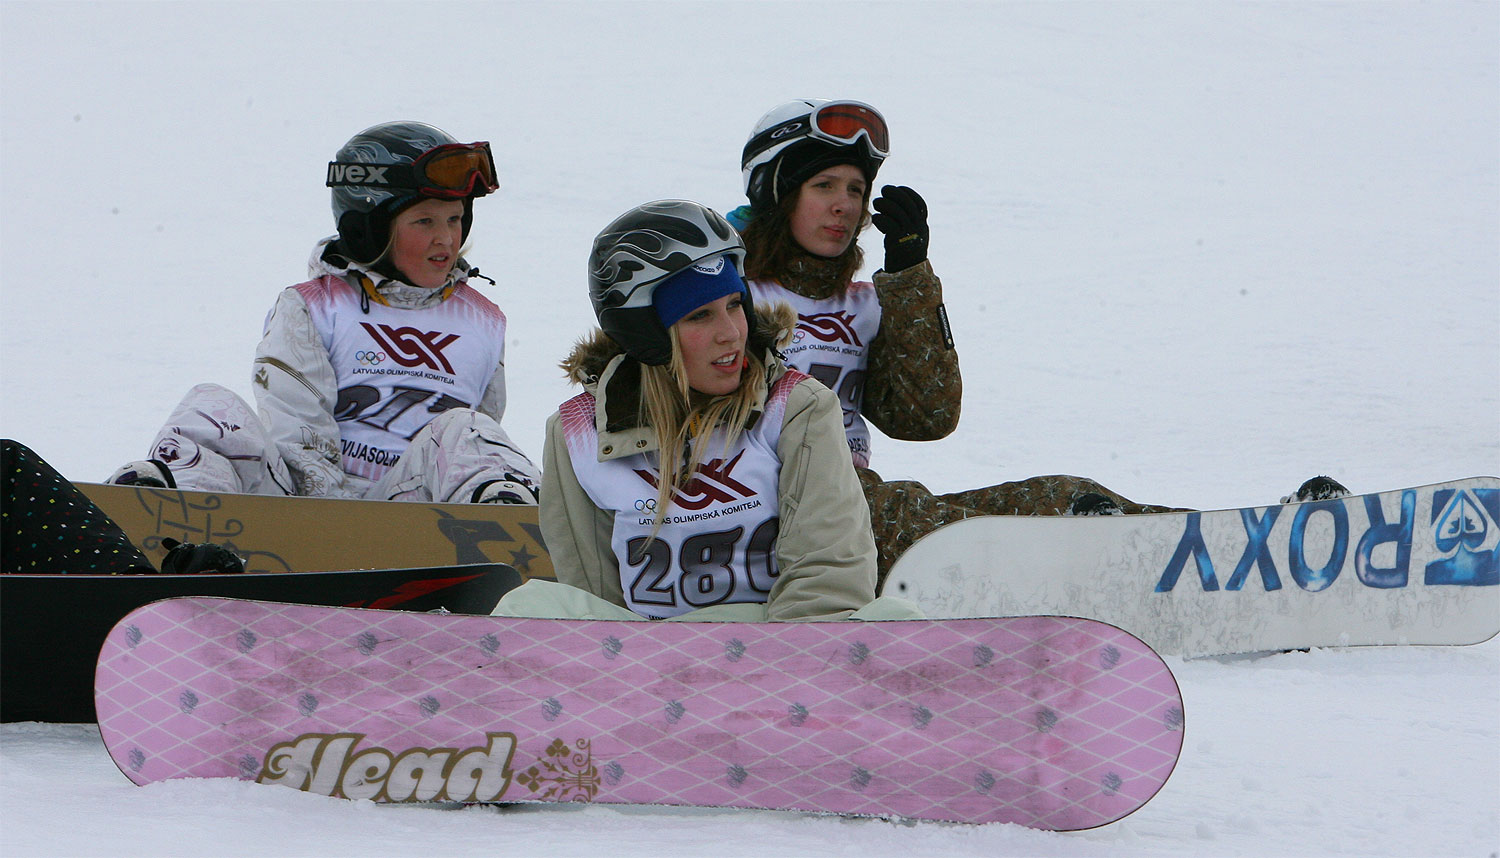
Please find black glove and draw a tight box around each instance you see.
[871,185,929,273]
[159,537,246,574]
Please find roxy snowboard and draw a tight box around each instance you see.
[95,597,1184,829]
[76,481,551,579]
[884,477,1500,658]
[2,563,520,723]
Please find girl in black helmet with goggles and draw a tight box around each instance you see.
[492,200,917,622]
[107,121,540,506]
[730,99,1180,586]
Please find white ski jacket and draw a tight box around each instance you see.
[252,238,512,498]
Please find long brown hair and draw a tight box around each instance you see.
[741,181,871,288]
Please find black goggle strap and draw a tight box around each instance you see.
[325,156,495,195]
[742,113,889,175]
[326,162,424,189]
[742,116,812,169]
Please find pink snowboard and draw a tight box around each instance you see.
[95,598,1183,828]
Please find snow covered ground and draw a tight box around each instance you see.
[1,2,1496,856]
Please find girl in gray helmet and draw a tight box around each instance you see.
[494,200,915,622]
[107,121,540,505]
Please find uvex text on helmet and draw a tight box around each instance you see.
[588,200,747,366]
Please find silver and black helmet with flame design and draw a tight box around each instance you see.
[587,200,748,366]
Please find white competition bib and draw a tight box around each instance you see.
[557,371,806,619]
[293,276,506,482]
[748,278,881,468]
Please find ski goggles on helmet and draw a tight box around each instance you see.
[326,141,499,199]
[741,101,890,172]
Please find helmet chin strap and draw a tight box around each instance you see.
[768,157,785,206]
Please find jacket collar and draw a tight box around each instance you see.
[310,236,471,309]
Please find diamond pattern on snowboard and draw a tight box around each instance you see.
[95,599,1182,828]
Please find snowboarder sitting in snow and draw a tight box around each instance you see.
[728,98,1346,586]
[107,122,539,506]
[492,201,918,622]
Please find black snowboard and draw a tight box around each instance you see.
[1,563,521,723]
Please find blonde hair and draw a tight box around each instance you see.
[637,325,765,536]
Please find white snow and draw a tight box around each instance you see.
[1,2,1496,856]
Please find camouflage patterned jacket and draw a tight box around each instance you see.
[862,260,961,442]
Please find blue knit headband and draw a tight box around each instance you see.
[652,255,747,329]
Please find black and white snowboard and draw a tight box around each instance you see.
[884,477,1499,657]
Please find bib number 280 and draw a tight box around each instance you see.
[627,519,780,609]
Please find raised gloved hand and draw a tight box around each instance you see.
[871,185,929,273]
[159,537,246,574]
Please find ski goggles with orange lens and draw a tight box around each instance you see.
[806,101,889,155]
[326,141,499,199]
[742,101,890,171]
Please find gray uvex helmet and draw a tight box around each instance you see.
[588,200,748,366]
[328,121,481,264]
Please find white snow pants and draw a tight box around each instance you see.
[141,383,540,503]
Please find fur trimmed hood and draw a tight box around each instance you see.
[559,300,798,443]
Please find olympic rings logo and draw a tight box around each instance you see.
[356,350,386,365]
[634,498,658,513]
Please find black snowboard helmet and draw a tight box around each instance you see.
[588,200,750,366]
[326,121,498,264]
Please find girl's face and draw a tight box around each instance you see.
[675,292,749,397]
[788,163,867,258]
[388,198,465,289]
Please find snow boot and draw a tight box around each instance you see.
[107,459,176,489]
[157,537,245,574]
[1067,492,1123,516]
[1281,475,1350,504]
[471,474,540,505]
